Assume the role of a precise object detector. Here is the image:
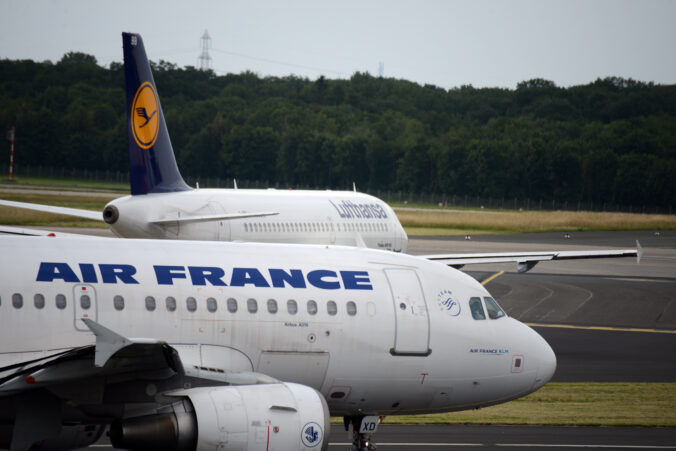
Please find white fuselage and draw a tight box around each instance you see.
[0,236,554,416]
[105,189,408,253]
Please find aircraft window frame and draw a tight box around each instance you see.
[287,299,298,315]
[80,294,91,310]
[165,296,177,312]
[267,299,278,314]
[34,293,45,309]
[469,297,486,320]
[186,297,197,312]
[145,296,156,312]
[12,293,23,309]
[484,297,506,319]
[347,301,357,316]
[114,295,125,311]
[244,223,249,233]
[307,300,318,315]
[55,294,66,310]
[327,300,337,316]
[207,297,218,313]
[227,297,238,313]
[247,298,258,314]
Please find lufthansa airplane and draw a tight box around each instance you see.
[0,234,556,451]
[0,33,639,272]
[0,33,408,253]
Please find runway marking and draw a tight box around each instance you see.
[481,270,505,285]
[329,444,676,449]
[526,322,676,334]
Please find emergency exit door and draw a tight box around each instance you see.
[385,269,430,356]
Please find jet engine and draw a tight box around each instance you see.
[110,382,330,451]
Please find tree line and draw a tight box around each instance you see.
[1,52,674,208]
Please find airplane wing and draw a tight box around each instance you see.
[149,211,279,224]
[421,241,642,273]
[0,319,181,398]
[0,199,102,221]
[0,225,104,237]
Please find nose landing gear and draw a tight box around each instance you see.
[344,415,381,450]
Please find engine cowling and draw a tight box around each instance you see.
[110,382,330,451]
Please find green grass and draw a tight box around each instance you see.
[2,176,128,192]
[396,209,676,235]
[332,383,676,427]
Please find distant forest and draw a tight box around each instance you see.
[1,52,675,208]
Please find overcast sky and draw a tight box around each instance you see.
[1,0,674,89]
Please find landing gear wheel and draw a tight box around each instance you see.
[344,415,380,450]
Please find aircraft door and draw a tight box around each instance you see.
[385,269,430,355]
[73,284,97,331]
[327,216,336,244]
[392,220,403,252]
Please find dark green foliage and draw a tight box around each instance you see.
[1,56,674,207]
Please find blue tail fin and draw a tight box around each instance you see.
[123,32,190,195]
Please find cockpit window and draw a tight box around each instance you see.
[469,297,486,320]
[484,297,506,319]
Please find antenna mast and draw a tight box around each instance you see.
[198,29,212,71]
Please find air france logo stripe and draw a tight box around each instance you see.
[36,263,373,291]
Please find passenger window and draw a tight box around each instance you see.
[484,297,506,319]
[287,299,298,315]
[244,224,249,232]
[12,293,23,309]
[186,297,197,312]
[347,301,357,316]
[267,299,278,314]
[34,294,45,309]
[114,295,125,311]
[80,295,91,310]
[207,297,217,313]
[247,298,258,314]
[55,294,66,310]
[307,300,318,315]
[469,297,486,320]
[227,297,238,313]
[145,296,156,311]
[166,296,177,312]
[327,300,337,316]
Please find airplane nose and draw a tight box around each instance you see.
[532,335,557,390]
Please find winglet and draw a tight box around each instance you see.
[82,318,132,367]
[354,233,367,248]
[636,240,643,264]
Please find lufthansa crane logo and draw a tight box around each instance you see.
[131,81,159,149]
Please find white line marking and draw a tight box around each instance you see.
[329,443,676,449]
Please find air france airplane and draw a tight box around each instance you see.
[0,234,556,451]
[0,32,408,253]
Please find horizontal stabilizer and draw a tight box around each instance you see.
[422,247,639,273]
[150,211,279,225]
[0,199,102,221]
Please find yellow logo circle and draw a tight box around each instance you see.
[131,82,160,149]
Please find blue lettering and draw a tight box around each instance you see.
[330,200,388,220]
[269,268,306,288]
[100,264,139,284]
[307,270,340,290]
[230,268,270,287]
[340,270,373,290]
[189,266,227,286]
[79,263,98,283]
[36,262,79,283]
[154,265,187,285]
